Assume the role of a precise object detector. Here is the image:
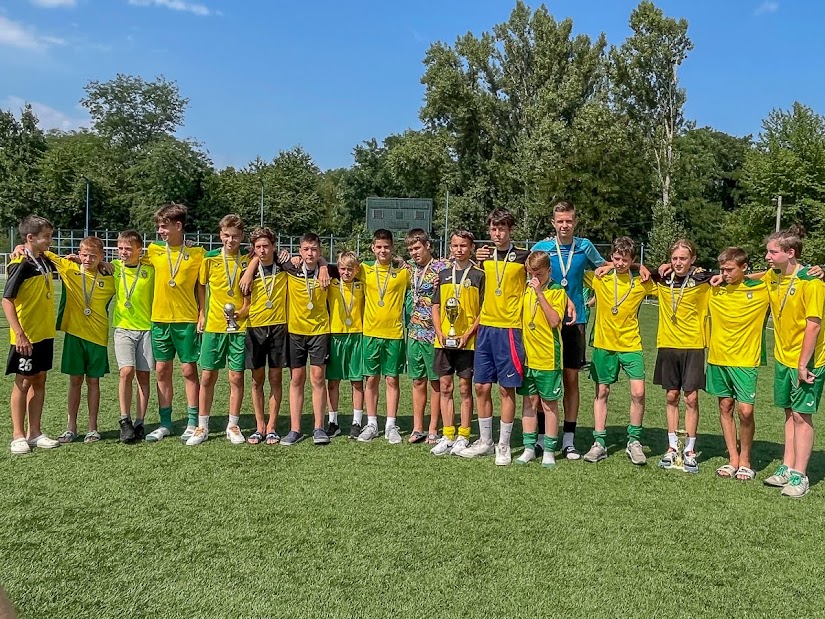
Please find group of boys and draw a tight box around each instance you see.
[4,203,822,497]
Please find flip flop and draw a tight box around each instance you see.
[716,464,737,478]
[247,431,264,445]
[265,432,280,445]
[57,430,77,444]
[84,431,101,443]
[408,430,428,444]
[735,466,755,481]
[425,433,439,445]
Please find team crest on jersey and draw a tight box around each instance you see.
[242,261,248,268]
[141,271,149,278]
[184,254,190,260]
[790,287,797,295]
[463,279,471,288]
[354,282,362,290]
[392,272,397,278]
[98,281,105,287]
[687,278,696,288]
[747,291,753,300]
[508,253,516,262]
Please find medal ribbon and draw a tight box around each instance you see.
[554,239,575,285]
[613,271,634,311]
[81,265,99,315]
[120,264,142,306]
[166,244,186,284]
[493,245,513,292]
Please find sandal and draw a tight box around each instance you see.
[57,430,77,444]
[735,466,755,481]
[247,431,264,445]
[84,431,101,443]
[408,430,427,444]
[425,433,439,445]
[265,432,280,445]
[715,464,737,478]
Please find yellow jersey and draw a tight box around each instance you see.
[247,260,288,328]
[145,242,205,324]
[112,260,155,331]
[766,267,825,369]
[585,270,654,352]
[328,274,365,335]
[4,252,56,345]
[432,264,485,350]
[198,249,250,334]
[479,246,530,329]
[707,279,769,368]
[48,252,115,347]
[521,284,567,371]
[652,271,712,349]
[360,261,409,340]
[283,262,331,336]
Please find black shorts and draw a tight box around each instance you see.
[433,348,474,379]
[6,338,54,376]
[289,334,330,368]
[245,325,289,370]
[561,324,587,370]
[653,348,705,392]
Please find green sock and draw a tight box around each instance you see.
[593,430,607,447]
[544,435,558,452]
[627,424,642,442]
[187,406,199,427]
[522,431,538,449]
[159,406,173,429]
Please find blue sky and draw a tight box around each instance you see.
[1,0,824,171]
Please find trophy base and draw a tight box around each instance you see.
[444,338,458,349]
[226,326,239,333]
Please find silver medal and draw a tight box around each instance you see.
[561,278,568,287]
[124,301,132,309]
[378,300,385,307]
[495,288,502,296]
[528,322,536,330]
[611,306,619,315]
[227,289,234,297]
[671,315,678,324]
[46,292,51,300]
[83,307,92,316]
[345,318,353,327]
[168,279,176,287]
[266,301,273,309]
[307,302,314,310]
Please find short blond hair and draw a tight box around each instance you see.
[337,250,360,269]
[79,236,104,254]
[526,251,550,271]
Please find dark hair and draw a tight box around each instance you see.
[373,229,393,243]
[450,228,475,244]
[118,229,143,247]
[300,232,320,247]
[250,227,275,246]
[219,214,244,232]
[405,228,430,247]
[154,202,188,225]
[766,224,805,258]
[486,208,516,229]
[552,200,576,217]
[717,247,748,267]
[19,215,53,238]
[612,236,636,259]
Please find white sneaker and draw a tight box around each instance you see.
[146,426,171,442]
[185,427,209,446]
[541,451,556,468]
[10,438,31,455]
[357,424,379,443]
[516,446,536,464]
[180,425,196,442]
[385,425,402,445]
[430,436,454,456]
[27,434,60,449]
[450,435,470,456]
[226,424,245,445]
[459,438,495,459]
[495,443,512,466]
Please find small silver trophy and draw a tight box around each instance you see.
[224,303,239,332]
[444,297,461,348]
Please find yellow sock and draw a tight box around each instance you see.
[443,425,456,440]
[458,426,471,439]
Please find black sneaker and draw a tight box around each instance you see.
[326,422,341,438]
[349,422,362,440]
[119,418,136,443]
[313,427,330,445]
[133,422,145,441]
[562,445,581,460]
[281,430,304,446]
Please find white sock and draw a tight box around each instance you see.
[329,410,338,424]
[499,421,513,447]
[228,414,240,427]
[120,413,130,420]
[668,432,678,449]
[685,436,696,453]
[198,415,209,430]
[479,416,493,442]
[353,409,364,425]
[367,415,378,428]
[385,417,396,430]
[562,431,574,449]
[542,451,556,466]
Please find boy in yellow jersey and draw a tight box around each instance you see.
[430,230,484,456]
[461,209,531,464]
[112,230,155,443]
[514,251,567,468]
[187,214,251,447]
[357,229,410,444]
[244,227,290,445]
[327,251,366,439]
[706,247,769,481]
[3,215,61,454]
[760,226,825,498]
[47,237,116,444]
[399,229,449,444]
[144,203,205,442]
[582,237,654,465]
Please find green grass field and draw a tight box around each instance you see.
[2,290,825,619]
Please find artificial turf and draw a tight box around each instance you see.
[1,295,824,619]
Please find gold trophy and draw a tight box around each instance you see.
[224,303,239,332]
[674,428,687,470]
[444,297,461,348]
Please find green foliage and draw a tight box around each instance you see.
[0,104,48,229]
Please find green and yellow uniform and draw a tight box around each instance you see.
[652,272,712,350]
[198,248,249,372]
[247,261,288,328]
[145,241,205,363]
[112,260,154,331]
[360,261,409,377]
[327,275,365,381]
[766,267,825,414]
[706,279,769,404]
[433,264,485,351]
[517,283,567,401]
[48,251,115,378]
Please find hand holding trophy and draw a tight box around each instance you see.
[444,296,461,348]
[224,303,240,332]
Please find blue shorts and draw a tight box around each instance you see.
[473,325,525,388]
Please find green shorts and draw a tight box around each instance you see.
[589,348,645,384]
[363,336,405,378]
[152,322,200,364]
[199,332,246,372]
[407,338,438,381]
[61,333,109,378]
[327,333,364,382]
[706,364,758,404]
[517,367,562,401]
[774,362,825,414]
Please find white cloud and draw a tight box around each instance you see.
[2,96,90,132]
[29,0,77,7]
[127,0,218,17]
[0,15,66,50]
[754,1,779,15]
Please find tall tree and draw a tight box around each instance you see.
[0,104,47,231]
